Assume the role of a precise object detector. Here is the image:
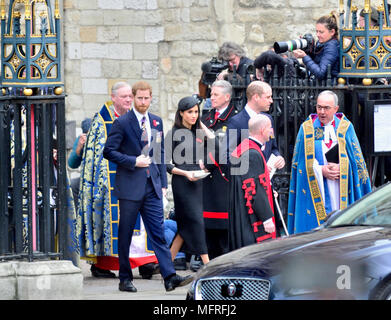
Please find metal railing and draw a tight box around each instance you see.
[0,94,67,262]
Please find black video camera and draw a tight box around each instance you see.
[274,33,315,55]
[201,57,229,85]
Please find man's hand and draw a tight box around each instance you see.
[135,155,151,168]
[162,188,167,198]
[322,163,340,181]
[274,156,285,170]
[263,219,275,234]
[217,69,229,80]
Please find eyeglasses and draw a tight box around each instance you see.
[316,105,334,111]
[226,55,238,64]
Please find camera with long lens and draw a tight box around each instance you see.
[201,57,229,85]
[273,33,315,55]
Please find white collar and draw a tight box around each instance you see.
[133,108,149,123]
[249,137,265,150]
[249,136,262,145]
[245,104,258,118]
[215,105,229,116]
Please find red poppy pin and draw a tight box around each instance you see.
[153,120,159,127]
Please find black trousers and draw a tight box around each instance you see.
[118,179,175,281]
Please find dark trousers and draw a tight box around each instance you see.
[205,229,229,259]
[118,178,175,281]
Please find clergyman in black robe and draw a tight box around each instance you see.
[228,114,277,250]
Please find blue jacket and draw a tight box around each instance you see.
[103,109,167,201]
[303,38,339,79]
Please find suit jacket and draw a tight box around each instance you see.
[226,108,280,162]
[103,109,167,201]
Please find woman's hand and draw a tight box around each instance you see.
[184,171,199,182]
[293,49,307,59]
[200,121,215,139]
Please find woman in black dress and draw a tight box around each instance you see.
[165,96,214,266]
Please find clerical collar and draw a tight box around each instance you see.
[249,136,264,148]
[113,106,128,118]
[321,120,335,127]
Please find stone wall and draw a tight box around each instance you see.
[63,0,340,129]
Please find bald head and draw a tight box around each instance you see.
[249,114,272,144]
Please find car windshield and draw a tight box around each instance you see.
[328,183,391,228]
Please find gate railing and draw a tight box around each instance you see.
[0,94,67,262]
[267,66,391,224]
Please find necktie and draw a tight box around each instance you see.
[214,111,220,120]
[141,116,148,150]
[141,116,150,177]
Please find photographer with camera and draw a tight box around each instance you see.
[211,42,255,111]
[216,42,254,82]
[291,12,340,81]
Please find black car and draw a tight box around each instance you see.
[187,183,391,300]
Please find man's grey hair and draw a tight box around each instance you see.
[211,80,233,97]
[318,90,339,107]
[248,114,271,136]
[218,42,246,61]
[111,81,131,96]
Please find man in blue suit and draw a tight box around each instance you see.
[103,81,192,293]
[227,81,285,168]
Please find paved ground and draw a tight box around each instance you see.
[80,260,194,300]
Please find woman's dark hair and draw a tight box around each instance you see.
[174,104,201,132]
[317,11,339,39]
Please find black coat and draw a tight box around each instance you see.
[201,102,239,230]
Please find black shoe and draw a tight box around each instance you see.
[90,264,116,278]
[139,263,160,279]
[190,255,203,272]
[173,257,187,271]
[164,274,193,292]
[119,279,137,292]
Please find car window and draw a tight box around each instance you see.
[328,183,391,227]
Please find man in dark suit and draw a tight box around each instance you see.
[103,81,192,293]
[227,80,285,167]
[201,80,238,260]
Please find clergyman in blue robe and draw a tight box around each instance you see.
[288,90,371,234]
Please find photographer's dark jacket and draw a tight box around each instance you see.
[303,38,339,80]
[236,56,254,80]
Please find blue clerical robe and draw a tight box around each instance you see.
[287,113,371,234]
